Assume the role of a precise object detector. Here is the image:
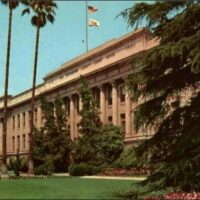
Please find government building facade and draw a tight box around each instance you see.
[0,28,159,158]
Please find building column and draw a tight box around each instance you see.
[79,94,83,112]
[125,88,132,137]
[70,95,75,140]
[74,95,79,138]
[37,106,42,128]
[99,85,106,124]
[112,81,118,125]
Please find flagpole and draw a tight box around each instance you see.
[85,0,88,52]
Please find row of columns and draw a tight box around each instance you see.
[67,80,133,139]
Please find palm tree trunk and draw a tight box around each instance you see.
[1,8,13,176]
[28,26,40,175]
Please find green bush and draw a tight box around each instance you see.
[95,124,124,165]
[34,164,53,176]
[69,163,101,176]
[20,158,28,172]
[112,146,138,169]
[9,151,28,176]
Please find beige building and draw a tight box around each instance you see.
[0,28,159,158]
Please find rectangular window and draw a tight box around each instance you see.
[23,112,25,128]
[120,114,125,133]
[119,85,125,102]
[66,99,70,115]
[34,108,38,125]
[12,136,15,152]
[17,114,20,129]
[108,116,112,124]
[77,96,80,114]
[12,116,15,130]
[28,110,31,127]
[108,85,112,106]
[17,135,20,150]
[23,134,26,149]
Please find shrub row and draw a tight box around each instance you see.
[69,163,101,176]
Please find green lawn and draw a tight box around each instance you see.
[0,177,137,199]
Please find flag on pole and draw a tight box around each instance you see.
[87,5,98,13]
[88,19,100,27]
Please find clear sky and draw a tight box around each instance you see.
[0,1,136,96]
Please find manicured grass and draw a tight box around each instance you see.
[0,177,137,199]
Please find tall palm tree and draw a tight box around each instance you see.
[22,0,57,174]
[1,0,19,176]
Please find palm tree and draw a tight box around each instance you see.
[22,0,57,174]
[1,0,19,176]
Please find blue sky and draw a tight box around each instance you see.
[0,1,136,96]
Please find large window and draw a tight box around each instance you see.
[12,136,15,151]
[12,116,15,130]
[107,85,112,106]
[34,108,38,125]
[23,112,25,129]
[23,134,26,150]
[108,116,112,124]
[120,114,125,134]
[119,85,125,102]
[17,114,20,129]
[17,135,20,150]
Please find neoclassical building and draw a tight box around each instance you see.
[0,28,159,158]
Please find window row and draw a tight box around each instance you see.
[12,134,27,151]
[12,108,41,130]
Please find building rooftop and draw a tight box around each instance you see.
[44,28,147,80]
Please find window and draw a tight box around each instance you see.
[23,112,25,128]
[12,116,15,130]
[23,134,26,149]
[17,114,20,129]
[34,108,38,125]
[28,110,31,127]
[12,136,15,151]
[107,85,112,106]
[93,89,100,106]
[68,125,71,133]
[120,114,126,133]
[17,135,20,150]
[66,99,70,115]
[76,96,80,114]
[119,85,125,102]
[108,116,112,124]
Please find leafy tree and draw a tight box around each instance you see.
[95,125,124,165]
[33,96,71,173]
[1,0,20,176]
[72,77,102,164]
[72,77,124,166]
[120,0,200,192]
[22,0,57,174]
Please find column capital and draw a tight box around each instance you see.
[68,94,74,100]
[98,84,104,90]
[110,80,117,88]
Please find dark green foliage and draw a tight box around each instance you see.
[120,0,200,192]
[33,96,71,173]
[68,163,101,176]
[72,77,124,166]
[9,150,28,176]
[95,125,124,165]
[72,77,102,164]
[112,146,138,169]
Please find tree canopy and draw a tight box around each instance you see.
[121,0,200,191]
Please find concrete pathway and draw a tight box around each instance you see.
[53,173,146,181]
